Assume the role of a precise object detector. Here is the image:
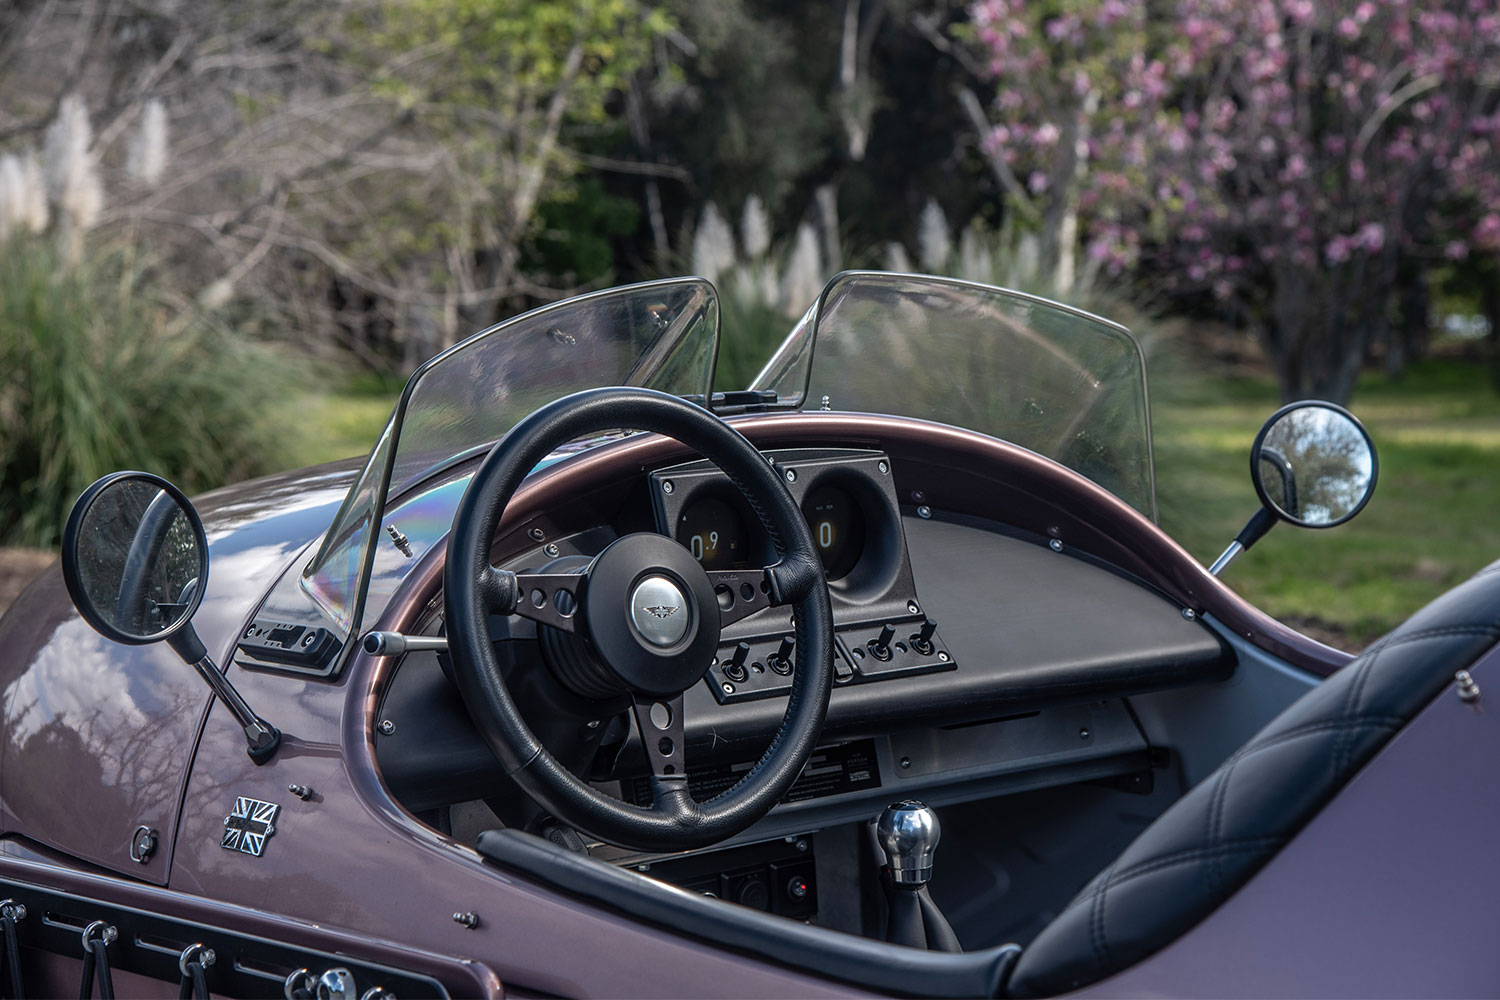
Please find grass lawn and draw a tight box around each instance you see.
[286,372,403,469]
[288,355,1500,650]
[1154,355,1500,649]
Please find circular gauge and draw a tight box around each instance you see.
[676,496,751,570]
[801,485,865,580]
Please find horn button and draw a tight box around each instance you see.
[630,575,691,646]
[583,533,721,698]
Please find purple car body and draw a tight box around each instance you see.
[0,274,1492,998]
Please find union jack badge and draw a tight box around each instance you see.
[221,796,280,857]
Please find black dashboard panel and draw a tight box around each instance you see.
[651,449,958,704]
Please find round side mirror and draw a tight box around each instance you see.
[61,472,208,645]
[1251,401,1377,528]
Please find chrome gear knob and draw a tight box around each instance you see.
[876,800,941,885]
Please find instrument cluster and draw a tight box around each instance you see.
[659,450,892,596]
[673,483,868,582]
[651,447,948,705]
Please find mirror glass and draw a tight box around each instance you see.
[69,476,206,641]
[1253,404,1376,527]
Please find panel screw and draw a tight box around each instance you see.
[795,838,809,852]
[722,682,735,695]
[1079,727,1091,740]
[543,542,560,557]
[938,651,950,662]
[877,460,890,475]
[907,601,920,614]
[784,468,797,483]
[287,784,312,801]
[452,911,479,929]
[1456,670,1481,703]
[661,480,674,494]
[899,756,912,769]
[528,527,545,541]
[378,719,396,736]
[1049,538,1064,553]
[911,490,926,503]
[916,506,932,519]
[1181,607,1197,621]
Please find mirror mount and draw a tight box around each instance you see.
[167,624,282,763]
[1209,401,1378,578]
[61,472,282,764]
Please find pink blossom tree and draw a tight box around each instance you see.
[969,0,1500,403]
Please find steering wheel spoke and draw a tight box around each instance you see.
[508,571,585,634]
[705,568,773,626]
[630,693,686,780]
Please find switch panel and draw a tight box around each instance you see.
[705,618,954,704]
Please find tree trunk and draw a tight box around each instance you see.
[815,183,842,274]
[626,81,669,270]
[1482,265,1500,394]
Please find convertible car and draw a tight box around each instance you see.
[1,272,1495,998]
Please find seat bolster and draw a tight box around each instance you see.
[1006,558,1500,997]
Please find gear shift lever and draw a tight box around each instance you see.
[875,801,961,951]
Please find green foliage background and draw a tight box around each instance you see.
[0,239,296,547]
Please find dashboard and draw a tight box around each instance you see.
[371,442,1233,856]
[355,427,1240,926]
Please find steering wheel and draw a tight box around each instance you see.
[444,387,834,852]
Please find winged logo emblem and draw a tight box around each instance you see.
[644,604,680,619]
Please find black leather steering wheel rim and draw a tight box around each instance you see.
[444,387,833,851]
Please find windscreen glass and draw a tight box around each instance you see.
[304,279,719,635]
[753,272,1156,518]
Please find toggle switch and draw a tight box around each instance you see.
[770,635,795,675]
[868,624,896,661]
[911,618,937,655]
[725,641,751,682]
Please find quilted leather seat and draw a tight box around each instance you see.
[1006,559,1500,997]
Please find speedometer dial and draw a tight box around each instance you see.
[676,496,751,570]
[801,485,865,580]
